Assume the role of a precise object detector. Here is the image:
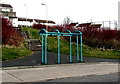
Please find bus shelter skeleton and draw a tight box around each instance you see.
[39,29,83,64]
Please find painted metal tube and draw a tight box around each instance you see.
[42,35,44,64]
[80,34,83,62]
[39,33,80,36]
[39,29,83,64]
[45,35,47,64]
[58,35,60,64]
[70,36,72,63]
[76,36,79,61]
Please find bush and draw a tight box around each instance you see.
[2,17,23,46]
[78,26,120,50]
[32,23,76,32]
[52,25,120,50]
[32,23,120,50]
[32,24,46,30]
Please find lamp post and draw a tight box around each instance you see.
[41,3,48,31]
[24,4,31,50]
[24,4,27,27]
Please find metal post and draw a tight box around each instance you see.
[42,35,44,64]
[114,21,117,30]
[39,29,83,64]
[45,35,47,64]
[58,35,60,64]
[80,34,83,62]
[46,5,48,31]
[102,21,104,28]
[70,36,72,63]
[109,21,111,29]
[76,36,79,61]
[41,3,48,31]
[24,4,27,27]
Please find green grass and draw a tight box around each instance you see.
[2,45,32,61]
[21,27,39,39]
[47,37,77,55]
[2,27,119,61]
[22,27,120,59]
[83,45,120,59]
[2,27,37,61]
[47,37,120,59]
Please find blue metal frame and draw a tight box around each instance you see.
[39,29,83,64]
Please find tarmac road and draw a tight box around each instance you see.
[1,51,119,84]
[2,51,120,67]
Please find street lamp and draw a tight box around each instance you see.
[41,3,48,31]
[24,4,31,50]
[24,4,27,27]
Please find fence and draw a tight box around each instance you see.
[92,20,117,30]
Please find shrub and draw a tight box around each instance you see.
[78,26,120,50]
[32,24,46,30]
[32,22,120,50]
[2,17,23,46]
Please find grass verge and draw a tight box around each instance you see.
[2,44,32,61]
[83,45,120,59]
[47,37,120,59]
[22,27,120,59]
[21,27,39,39]
[2,27,119,61]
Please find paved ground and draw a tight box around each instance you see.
[2,62,119,82]
[44,72,119,82]
[2,51,120,67]
[1,51,119,83]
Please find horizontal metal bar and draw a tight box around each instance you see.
[39,34,74,36]
[61,34,70,36]
[39,33,82,36]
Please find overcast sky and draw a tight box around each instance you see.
[1,0,119,24]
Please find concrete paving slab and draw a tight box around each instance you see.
[2,62,119,82]
[2,70,23,82]
[45,72,119,82]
